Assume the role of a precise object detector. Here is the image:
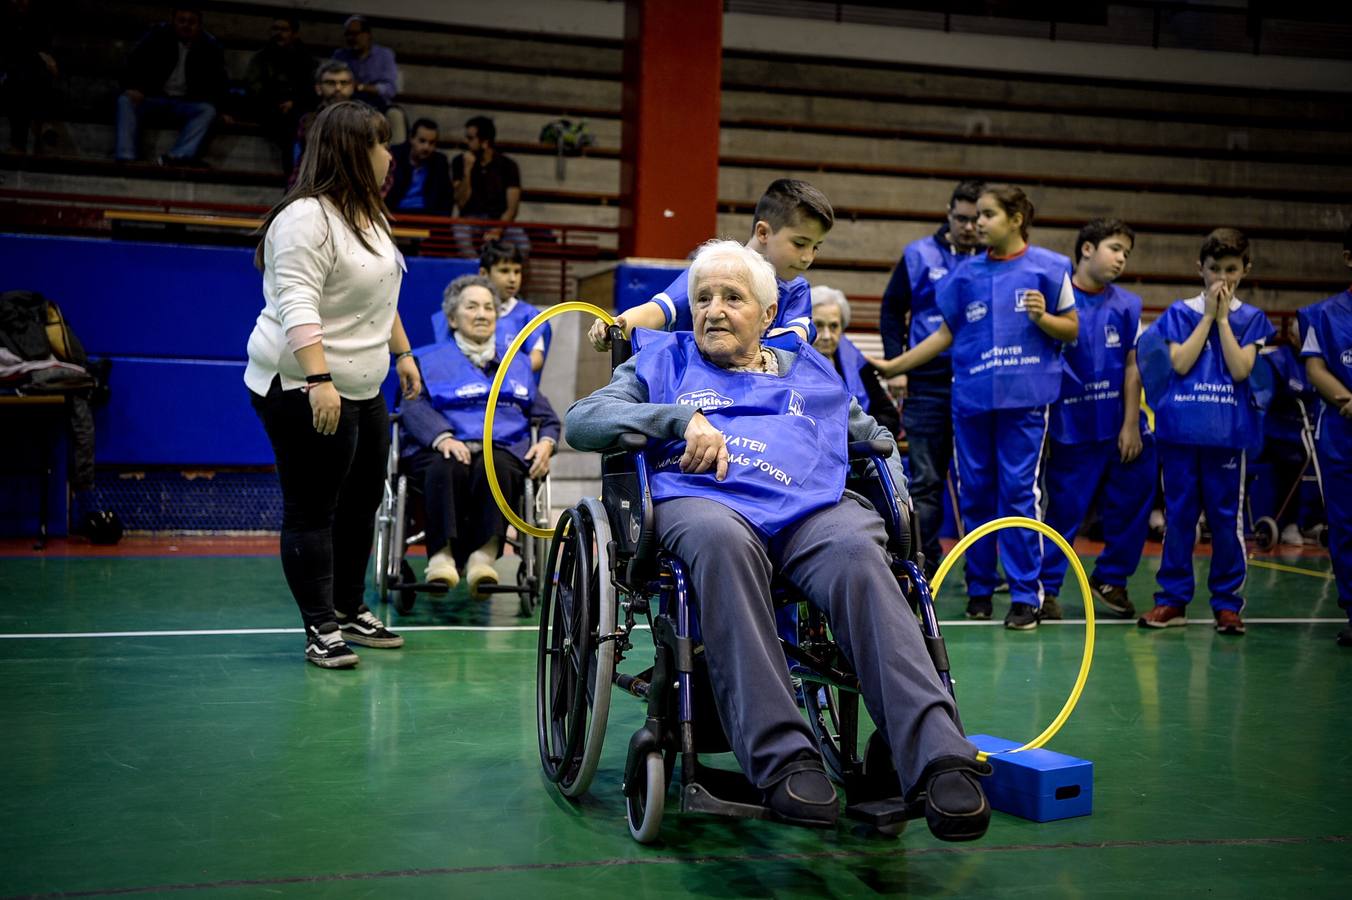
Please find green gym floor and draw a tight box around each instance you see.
[2,537,1349,899]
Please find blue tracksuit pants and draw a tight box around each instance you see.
[1155,442,1246,612]
[1042,434,1156,596]
[1316,444,1352,620]
[953,406,1048,608]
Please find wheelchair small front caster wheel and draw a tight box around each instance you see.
[626,751,666,844]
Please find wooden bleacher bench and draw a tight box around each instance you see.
[102,210,431,240]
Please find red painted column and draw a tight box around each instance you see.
[619,0,722,259]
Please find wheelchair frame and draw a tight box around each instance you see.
[370,413,553,616]
[535,333,961,843]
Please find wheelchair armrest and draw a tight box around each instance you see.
[848,439,895,460]
[617,433,649,452]
[389,411,402,423]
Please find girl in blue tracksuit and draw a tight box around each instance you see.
[1298,231,1352,647]
[870,184,1078,630]
[1042,219,1155,621]
[1139,228,1275,636]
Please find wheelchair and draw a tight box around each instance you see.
[370,413,553,617]
[535,333,961,843]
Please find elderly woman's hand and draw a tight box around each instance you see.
[681,412,729,481]
[435,435,472,465]
[525,439,555,478]
[588,314,627,352]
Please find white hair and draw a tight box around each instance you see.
[686,240,778,313]
[809,285,851,328]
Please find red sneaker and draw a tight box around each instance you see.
[1138,604,1187,629]
[1214,609,1246,636]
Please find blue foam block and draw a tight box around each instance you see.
[969,734,1093,822]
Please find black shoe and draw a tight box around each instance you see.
[336,604,404,648]
[1337,625,1352,648]
[911,756,992,842]
[1090,577,1136,618]
[965,596,993,620]
[1004,603,1039,631]
[1040,594,1064,620]
[763,760,839,828]
[305,622,359,668]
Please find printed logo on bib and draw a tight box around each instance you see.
[965,301,988,323]
[1014,289,1035,312]
[1104,324,1121,348]
[512,382,530,399]
[1342,349,1352,367]
[455,383,488,398]
[676,388,734,410]
[787,390,806,417]
[1288,377,1304,393]
[927,266,948,282]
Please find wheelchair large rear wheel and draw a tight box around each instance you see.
[536,498,616,798]
[802,679,864,786]
[626,751,666,844]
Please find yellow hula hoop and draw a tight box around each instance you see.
[930,516,1096,761]
[484,302,616,539]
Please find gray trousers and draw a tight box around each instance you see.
[655,495,976,791]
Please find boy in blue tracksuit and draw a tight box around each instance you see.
[870,184,1078,631]
[1299,224,1352,647]
[587,179,833,351]
[1041,219,1155,620]
[879,180,984,576]
[1139,228,1275,635]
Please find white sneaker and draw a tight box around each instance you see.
[425,550,460,587]
[1280,524,1307,546]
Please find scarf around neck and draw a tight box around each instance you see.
[454,330,497,369]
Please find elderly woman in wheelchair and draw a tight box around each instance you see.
[556,240,990,842]
[400,274,560,598]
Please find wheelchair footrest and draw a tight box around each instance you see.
[681,763,769,821]
[844,797,922,828]
[394,581,449,595]
[475,583,528,596]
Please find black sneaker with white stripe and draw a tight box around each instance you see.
[336,604,404,649]
[306,622,359,668]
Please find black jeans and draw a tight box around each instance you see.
[902,375,954,577]
[250,377,389,628]
[404,445,525,567]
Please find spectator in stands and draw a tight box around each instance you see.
[244,16,316,174]
[452,115,526,257]
[810,285,900,435]
[402,275,560,597]
[246,101,420,669]
[1,0,59,153]
[114,7,226,166]
[290,60,355,185]
[878,180,983,577]
[332,15,406,144]
[387,118,454,215]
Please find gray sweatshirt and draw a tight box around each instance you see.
[565,346,910,504]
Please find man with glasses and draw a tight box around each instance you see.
[288,60,354,184]
[879,180,984,576]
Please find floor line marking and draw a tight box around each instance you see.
[7,834,1347,898]
[0,618,1345,640]
[1249,559,1335,579]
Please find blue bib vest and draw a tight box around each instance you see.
[833,335,871,411]
[1052,283,1143,444]
[1303,291,1352,463]
[633,330,850,537]
[903,235,963,361]
[936,246,1073,414]
[430,302,550,357]
[415,339,535,445]
[1141,299,1275,453]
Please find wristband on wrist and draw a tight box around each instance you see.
[305,373,334,384]
[394,350,413,361]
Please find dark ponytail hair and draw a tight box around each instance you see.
[255,101,392,271]
[980,183,1034,240]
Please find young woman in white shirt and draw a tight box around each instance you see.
[246,101,421,668]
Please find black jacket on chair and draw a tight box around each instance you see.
[387,142,455,216]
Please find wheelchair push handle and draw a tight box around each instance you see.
[609,326,633,368]
[848,439,895,460]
